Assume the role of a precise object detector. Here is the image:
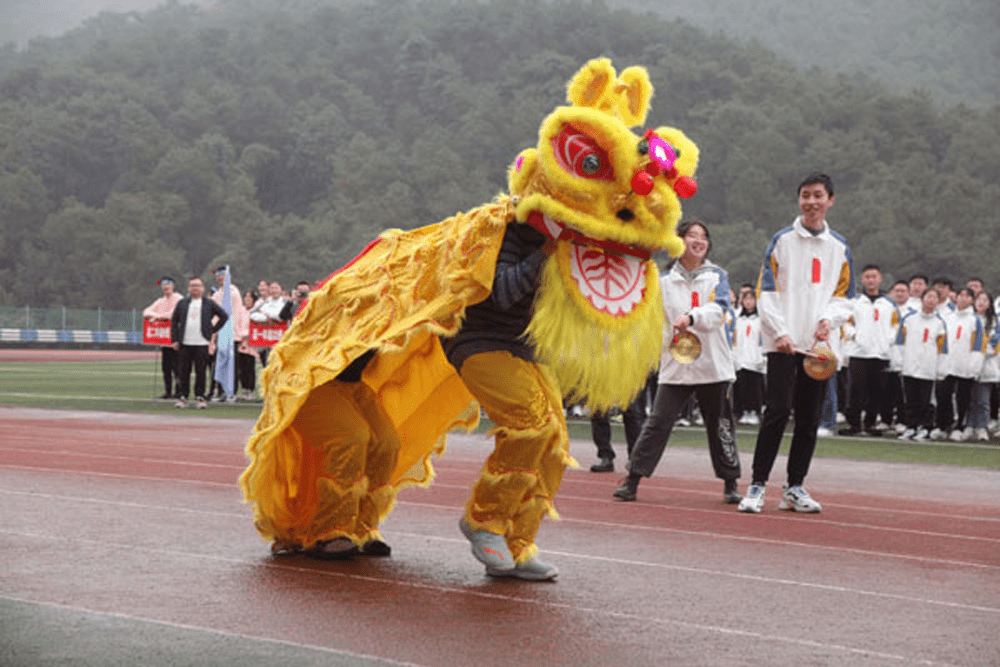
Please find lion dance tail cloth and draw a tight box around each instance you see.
[240,58,700,564]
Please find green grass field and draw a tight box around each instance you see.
[2,358,999,469]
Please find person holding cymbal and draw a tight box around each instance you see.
[613,220,743,503]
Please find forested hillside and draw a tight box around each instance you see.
[1,0,998,309]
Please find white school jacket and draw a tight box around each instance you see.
[940,307,985,379]
[844,292,899,361]
[978,321,1000,383]
[887,304,914,372]
[895,310,948,381]
[658,259,736,385]
[733,310,764,373]
[757,217,855,353]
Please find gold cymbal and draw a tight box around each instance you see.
[669,330,702,364]
[802,342,837,381]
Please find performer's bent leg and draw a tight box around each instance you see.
[353,384,401,542]
[290,380,400,548]
[459,351,571,563]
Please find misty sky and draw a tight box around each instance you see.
[1,0,209,45]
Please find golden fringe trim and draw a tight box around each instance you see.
[241,201,510,543]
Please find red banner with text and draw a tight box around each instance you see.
[143,319,172,346]
[248,321,288,348]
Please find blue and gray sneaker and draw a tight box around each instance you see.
[737,483,766,513]
[778,485,822,513]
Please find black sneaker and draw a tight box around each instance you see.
[305,537,359,560]
[359,539,392,557]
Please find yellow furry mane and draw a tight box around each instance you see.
[526,246,664,413]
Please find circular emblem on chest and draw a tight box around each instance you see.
[569,245,646,316]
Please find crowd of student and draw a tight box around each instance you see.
[730,271,1000,443]
[142,267,313,408]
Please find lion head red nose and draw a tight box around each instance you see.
[631,171,655,196]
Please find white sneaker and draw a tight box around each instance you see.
[745,413,760,425]
[989,419,998,431]
[737,484,766,513]
[898,428,915,441]
[676,418,691,427]
[836,412,847,424]
[913,427,929,441]
[778,485,822,513]
[949,429,966,442]
[929,428,946,440]
[894,423,908,434]
[975,428,990,441]
[816,427,833,437]
[963,426,974,440]
[738,413,751,425]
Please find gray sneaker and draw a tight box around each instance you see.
[459,518,514,571]
[487,556,558,581]
[737,483,766,513]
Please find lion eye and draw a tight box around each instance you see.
[581,154,601,175]
[551,125,614,180]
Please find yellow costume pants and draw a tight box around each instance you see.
[458,351,572,563]
[285,379,401,549]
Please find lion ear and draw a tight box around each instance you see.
[508,148,538,194]
[566,58,617,109]
[615,66,652,127]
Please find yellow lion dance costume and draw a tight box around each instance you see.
[240,58,699,579]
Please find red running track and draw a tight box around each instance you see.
[1,407,998,666]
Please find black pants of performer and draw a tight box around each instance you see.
[881,370,904,426]
[591,393,646,460]
[750,352,825,487]
[846,357,888,430]
[733,368,764,416]
[935,374,975,431]
[902,376,934,431]
[237,351,256,393]
[176,344,210,400]
[627,381,740,482]
[159,346,178,396]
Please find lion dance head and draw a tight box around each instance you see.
[508,58,700,412]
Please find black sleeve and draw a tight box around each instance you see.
[278,300,295,321]
[490,223,547,311]
[170,302,184,344]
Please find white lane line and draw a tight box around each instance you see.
[0,446,245,471]
[0,530,960,667]
[1,490,998,614]
[2,470,998,570]
[0,391,261,406]
[0,594,425,667]
[402,500,1000,571]
[415,479,1000,544]
[0,464,235,488]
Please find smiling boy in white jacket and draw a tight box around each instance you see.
[738,173,855,514]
